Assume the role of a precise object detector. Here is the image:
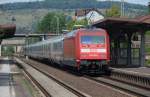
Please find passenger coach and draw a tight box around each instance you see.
[24,28,110,73]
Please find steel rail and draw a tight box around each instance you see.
[17,57,150,97]
[84,75,150,97]
[22,68,52,97]
[110,68,150,90]
[15,58,91,97]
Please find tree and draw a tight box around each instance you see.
[105,4,121,17]
[2,46,14,56]
[37,12,88,33]
[66,19,88,31]
[37,12,66,34]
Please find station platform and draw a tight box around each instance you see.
[112,67,150,76]
[0,57,15,97]
[0,57,38,97]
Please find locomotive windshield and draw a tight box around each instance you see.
[81,36,105,44]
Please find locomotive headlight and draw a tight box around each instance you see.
[81,53,88,57]
[76,59,80,62]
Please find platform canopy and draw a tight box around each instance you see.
[92,15,150,67]
[0,24,16,43]
[92,17,150,33]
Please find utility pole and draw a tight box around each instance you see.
[148,1,150,14]
[121,0,125,17]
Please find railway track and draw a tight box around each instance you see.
[84,67,150,97]
[15,57,91,97]
[26,64,91,97]
[85,76,150,97]
[16,57,150,97]
[15,59,139,97]
[22,69,51,97]
[110,68,150,90]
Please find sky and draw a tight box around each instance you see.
[98,0,149,5]
[0,0,149,5]
[0,0,43,4]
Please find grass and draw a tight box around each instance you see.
[0,9,55,30]
[0,9,73,28]
[146,31,150,35]
[21,76,36,97]
[146,47,150,52]
[145,60,150,66]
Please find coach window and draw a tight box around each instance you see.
[60,41,63,49]
[48,43,51,51]
[53,43,57,51]
[57,42,61,51]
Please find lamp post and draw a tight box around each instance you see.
[121,0,125,17]
[148,1,150,14]
[54,16,59,34]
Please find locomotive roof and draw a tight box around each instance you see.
[64,28,106,38]
[25,28,106,48]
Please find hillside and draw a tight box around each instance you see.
[0,0,147,11]
[0,9,67,34]
[0,0,148,34]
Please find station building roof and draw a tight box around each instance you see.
[92,15,150,33]
[0,24,16,40]
[136,15,150,23]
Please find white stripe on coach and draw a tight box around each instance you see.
[81,49,106,53]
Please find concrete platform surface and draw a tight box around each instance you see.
[0,57,15,97]
[113,67,150,76]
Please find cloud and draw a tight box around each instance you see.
[97,0,149,5]
[0,0,43,4]
[0,0,149,5]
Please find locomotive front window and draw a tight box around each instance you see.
[81,36,105,44]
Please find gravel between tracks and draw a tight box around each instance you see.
[21,58,137,97]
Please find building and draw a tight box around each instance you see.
[75,8,104,24]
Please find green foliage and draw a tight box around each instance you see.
[146,60,150,66]
[146,31,150,35]
[0,29,5,39]
[66,19,88,31]
[2,46,14,56]
[0,0,147,12]
[37,12,88,33]
[105,4,121,17]
[25,37,41,44]
[37,12,66,34]
[146,47,150,54]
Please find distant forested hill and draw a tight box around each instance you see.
[0,0,148,34]
[0,0,147,11]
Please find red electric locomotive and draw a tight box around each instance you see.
[63,28,110,73]
[24,28,110,74]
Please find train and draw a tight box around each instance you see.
[23,28,110,73]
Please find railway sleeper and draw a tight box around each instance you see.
[110,71,150,89]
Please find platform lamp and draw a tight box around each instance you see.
[121,0,125,17]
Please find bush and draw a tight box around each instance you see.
[146,59,150,66]
[2,46,15,56]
